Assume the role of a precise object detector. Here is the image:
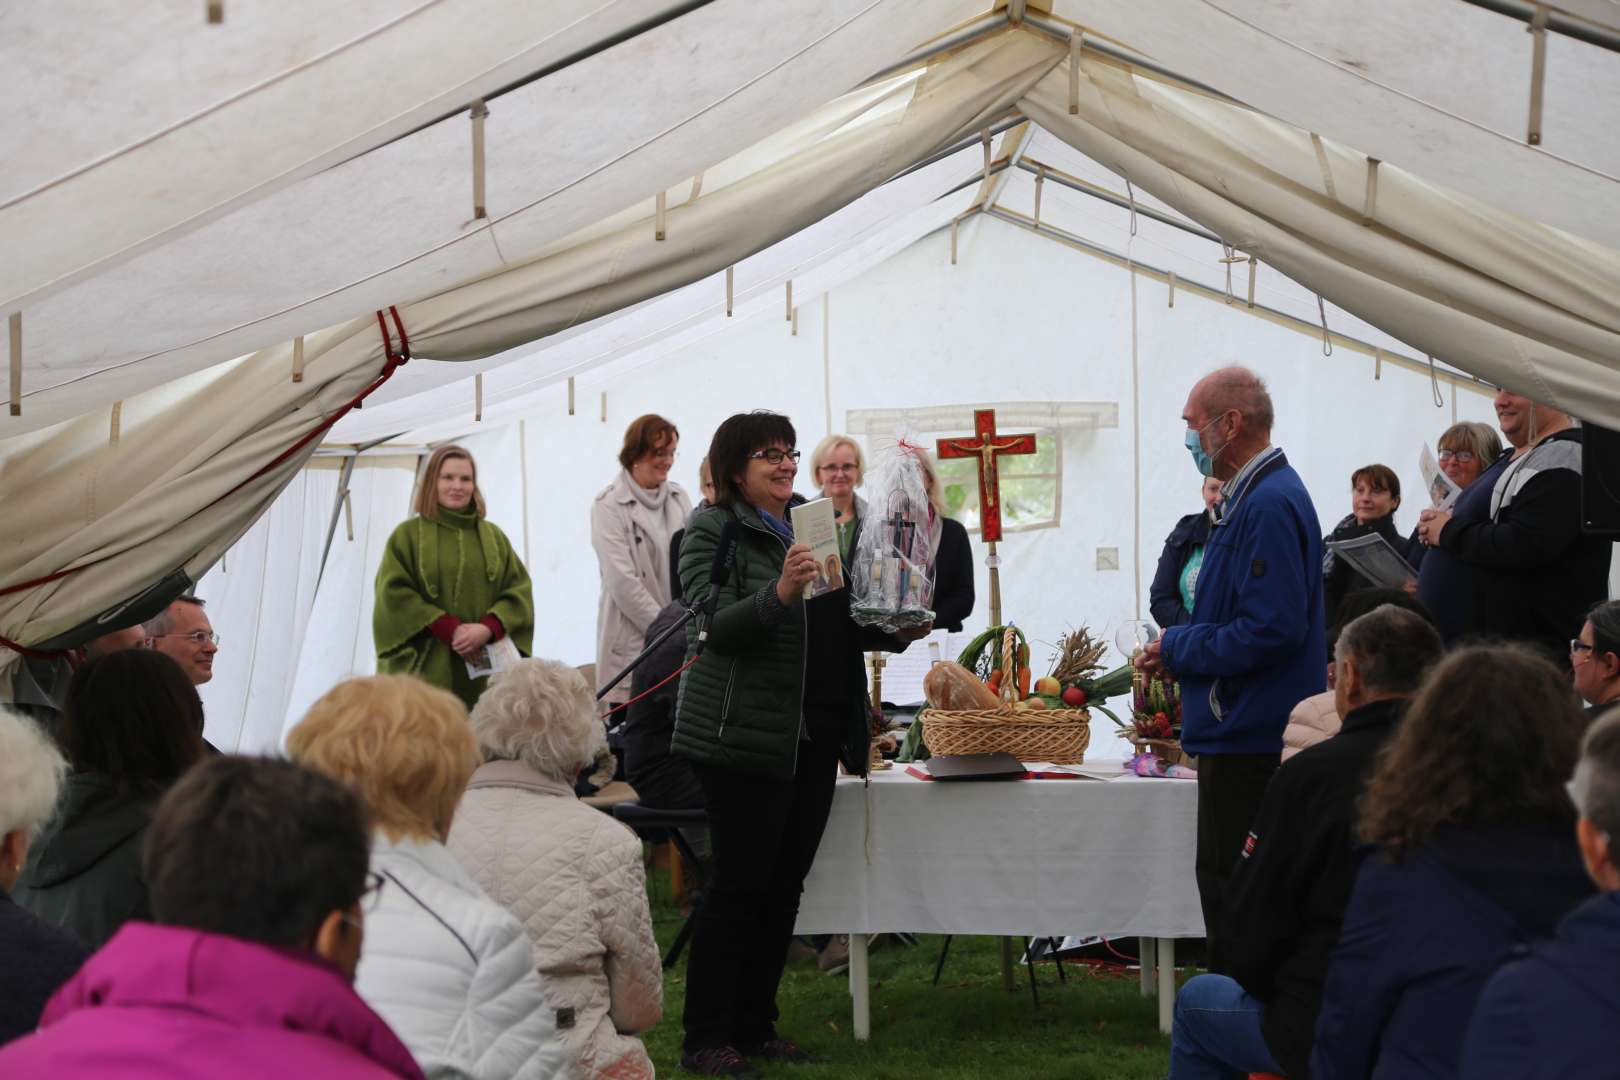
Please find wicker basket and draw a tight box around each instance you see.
[1116,731,1185,765]
[919,707,1092,764]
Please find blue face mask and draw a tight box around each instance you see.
[1185,425,1216,477]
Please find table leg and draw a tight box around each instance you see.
[1138,936,1156,997]
[1157,937,1175,1034]
[850,933,871,1041]
[1000,937,1015,991]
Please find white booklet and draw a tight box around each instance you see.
[789,497,846,600]
[1326,532,1418,590]
[465,634,522,679]
[1420,443,1462,511]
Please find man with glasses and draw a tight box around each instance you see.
[1573,600,1620,718]
[0,756,422,1078]
[143,595,219,686]
[1458,708,1620,1078]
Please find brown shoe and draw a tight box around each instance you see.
[817,934,850,975]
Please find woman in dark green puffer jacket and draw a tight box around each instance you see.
[671,412,927,1077]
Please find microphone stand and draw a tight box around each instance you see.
[595,597,708,704]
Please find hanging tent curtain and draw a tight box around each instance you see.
[1016,46,1620,426]
[0,29,1065,683]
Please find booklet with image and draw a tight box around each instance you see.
[465,634,522,679]
[1420,443,1462,511]
[789,497,846,600]
[1326,532,1418,590]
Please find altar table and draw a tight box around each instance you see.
[795,764,1203,1037]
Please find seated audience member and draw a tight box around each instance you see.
[1149,476,1223,629]
[449,659,662,1080]
[14,651,206,948]
[1321,465,1403,630]
[288,675,564,1080]
[1170,605,1444,1079]
[1459,709,1620,1078]
[1310,645,1594,1079]
[1416,391,1610,659]
[1282,589,1435,761]
[0,755,424,1078]
[143,594,219,685]
[0,709,87,1045]
[1573,599,1620,718]
[622,601,705,810]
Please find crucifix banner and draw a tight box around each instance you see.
[936,409,1037,543]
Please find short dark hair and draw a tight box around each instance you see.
[57,650,206,798]
[1588,599,1620,663]
[707,411,797,508]
[1335,604,1444,695]
[142,594,205,638]
[1350,463,1401,505]
[144,756,371,947]
[1359,645,1586,860]
[1327,588,1434,656]
[618,414,680,472]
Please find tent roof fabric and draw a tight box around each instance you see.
[3,4,1618,679]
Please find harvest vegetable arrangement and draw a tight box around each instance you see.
[921,625,1133,718]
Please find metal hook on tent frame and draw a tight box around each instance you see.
[1219,243,1250,304]
[469,101,490,221]
[1316,295,1333,356]
[8,312,20,417]
[1428,356,1445,407]
[1527,4,1549,145]
[1124,179,1138,237]
[1033,164,1046,227]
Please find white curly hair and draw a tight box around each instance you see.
[0,706,68,839]
[469,658,604,783]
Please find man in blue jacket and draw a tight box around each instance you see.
[1138,366,1325,973]
[1458,708,1620,1078]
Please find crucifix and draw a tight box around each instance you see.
[937,409,1037,627]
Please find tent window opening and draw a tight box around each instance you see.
[933,429,1061,535]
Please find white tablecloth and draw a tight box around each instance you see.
[796,766,1204,939]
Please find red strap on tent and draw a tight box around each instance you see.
[0,307,413,658]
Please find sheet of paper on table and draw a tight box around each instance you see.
[1028,762,1132,781]
[875,628,966,705]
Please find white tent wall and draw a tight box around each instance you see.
[205,211,1567,750]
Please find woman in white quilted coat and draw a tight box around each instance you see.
[288,674,566,1080]
[449,658,662,1080]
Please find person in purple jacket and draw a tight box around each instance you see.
[0,755,424,1079]
[1138,366,1326,974]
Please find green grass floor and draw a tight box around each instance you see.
[640,867,1181,1079]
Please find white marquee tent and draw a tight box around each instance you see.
[3,1,1617,750]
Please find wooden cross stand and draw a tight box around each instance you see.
[937,409,1037,627]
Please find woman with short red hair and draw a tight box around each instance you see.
[591,415,691,708]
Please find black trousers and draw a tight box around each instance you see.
[682,730,841,1052]
[1195,751,1280,975]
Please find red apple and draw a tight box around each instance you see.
[1061,686,1087,707]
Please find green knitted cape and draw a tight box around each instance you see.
[372,506,534,709]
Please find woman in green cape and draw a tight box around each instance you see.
[373,445,534,709]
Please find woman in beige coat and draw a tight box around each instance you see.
[592,415,691,708]
[449,658,662,1080]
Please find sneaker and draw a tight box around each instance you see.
[817,934,851,975]
[739,1038,813,1064]
[679,1046,761,1078]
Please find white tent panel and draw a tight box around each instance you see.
[5,0,984,435]
[1,1,686,314]
[1053,0,1620,249]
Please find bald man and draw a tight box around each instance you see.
[1138,366,1326,973]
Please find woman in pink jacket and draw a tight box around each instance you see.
[450,658,662,1080]
[0,755,423,1079]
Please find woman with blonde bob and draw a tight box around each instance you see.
[288,675,564,1080]
[375,445,534,709]
[448,659,661,1080]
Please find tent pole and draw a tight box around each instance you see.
[314,433,399,594]
[1014,160,1222,244]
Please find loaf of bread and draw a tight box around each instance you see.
[923,661,1002,711]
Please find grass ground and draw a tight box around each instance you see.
[639,868,1179,1079]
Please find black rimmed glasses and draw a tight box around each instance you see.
[359,871,386,913]
[1436,449,1476,464]
[749,448,801,466]
[1572,639,1595,658]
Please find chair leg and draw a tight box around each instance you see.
[1024,937,1039,1009]
[932,935,953,986]
[663,912,696,970]
[1047,937,1067,984]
